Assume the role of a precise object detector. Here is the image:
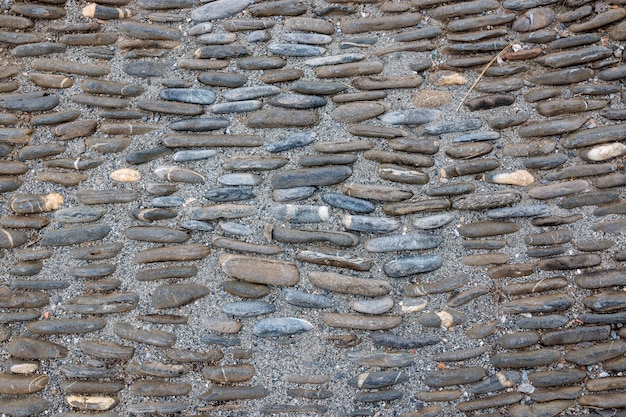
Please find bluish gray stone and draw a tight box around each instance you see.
[383,255,443,277]
[269,94,327,109]
[172,149,216,162]
[305,53,366,67]
[218,173,262,186]
[342,215,398,233]
[211,100,262,113]
[219,222,252,236]
[379,109,441,125]
[322,193,375,213]
[252,317,313,337]
[191,0,250,22]
[224,86,281,102]
[205,188,256,202]
[273,187,316,202]
[364,232,443,253]
[54,206,106,223]
[268,43,326,57]
[453,131,501,143]
[266,131,316,153]
[413,212,458,229]
[180,220,214,232]
[425,118,482,135]
[151,196,186,207]
[281,33,333,45]
[160,88,216,105]
[221,301,276,317]
[170,117,228,131]
[272,204,329,223]
[283,288,334,309]
[487,205,549,218]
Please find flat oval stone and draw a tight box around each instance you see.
[221,301,276,317]
[364,232,442,252]
[40,224,110,246]
[383,255,443,278]
[223,280,270,299]
[425,367,486,388]
[491,349,560,368]
[0,397,49,417]
[246,109,319,128]
[220,254,299,286]
[322,313,402,330]
[331,101,387,123]
[113,322,176,347]
[253,317,313,337]
[309,271,390,296]
[8,337,68,359]
[283,288,333,309]
[152,283,210,308]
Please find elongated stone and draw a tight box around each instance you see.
[309,271,390,296]
[519,116,589,138]
[379,109,440,125]
[114,322,176,347]
[364,232,442,253]
[538,254,601,270]
[425,367,486,388]
[200,385,269,401]
[453,190,521,210]
[40,224,110,246]
[322,313,401,330]
[297,247,371,271]
[440,159,499,178]
[583,291,626,312]
[365,150,433,168]
[458,392,524,412]
[503,277,568,296]
[413,212,458,230]
[271,166,351,189]
[0,374,49,394]
[458,221,520,238]
[283,288,333,309]
[528,180,588,199]
[0,91,59,113]
[383,255,443,278]
[221,301,275,317]
[135,244,210,263]
[341,13,421,34]
[246,109,319,128]
[468,370,521,394]
[527,369,586,388]
[575,267,626,289]
[266,131,316,153]
[125,226,189,244]
[565,340,626,365]
[348,371,408,389]
[491,349,560,368]
[342,183,412,202]
[152,283,210,308]
[0,397,49,417]
[8,337,68,359]
[79,340,134,360]
[220,254,299,286]
[27,318,106,335]
[342,215,399,233]
[253,317,313,337]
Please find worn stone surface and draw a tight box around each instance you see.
[1,1,625,415]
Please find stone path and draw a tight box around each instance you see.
[1,0,626,415]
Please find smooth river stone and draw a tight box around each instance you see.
[253,317,313,337]
[221,301,275,317]
[271,166,352,189]
[191,0,249,22]
[245,109,319,128]
[152,283,210,308]
[40,224,111,246]
[383,255,443,277]
[364,232,443,252]
[308,271,391,296]
[322,313,402,330]
[219,254,299,286]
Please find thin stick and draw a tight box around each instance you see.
[455,41,514,112]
